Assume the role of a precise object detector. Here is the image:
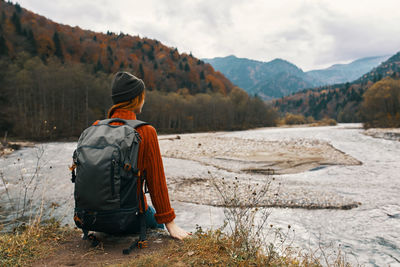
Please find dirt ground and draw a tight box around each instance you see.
[30,229,174,267]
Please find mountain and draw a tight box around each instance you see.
[0,1,234,95]
[203,55,314,100]
[306,55,390,86]
[275,52,400,122]
[204,55,390,100]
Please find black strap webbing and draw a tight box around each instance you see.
[139,170,147,241]
[123,170,148,255]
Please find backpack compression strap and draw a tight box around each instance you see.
[123,170,148,254]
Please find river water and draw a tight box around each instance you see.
[1,124,399,266]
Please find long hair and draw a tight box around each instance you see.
[107,91,146,118]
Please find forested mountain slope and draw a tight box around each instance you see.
[203,55,315,99]
[306,55,390,86]
[0,1,277,139]
[275,52,400,122]
[0,1,234,95]
[204,55,389,100]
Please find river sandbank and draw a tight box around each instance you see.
[160,131,362,210]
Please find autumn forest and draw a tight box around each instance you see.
[0,1,277,140]
[1,1,399,141]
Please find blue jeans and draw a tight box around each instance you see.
[145,206,164,229]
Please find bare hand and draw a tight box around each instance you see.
[165,221,191,240]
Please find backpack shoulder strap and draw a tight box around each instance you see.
[96,118,127,125]
[95,118,148,129]
[125,120,148,129]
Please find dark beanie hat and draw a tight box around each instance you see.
[111,71,145,104]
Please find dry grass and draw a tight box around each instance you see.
[114,228,351,267]
[115,174,353,267]
[115,229,289,267]
[0,218,70,267]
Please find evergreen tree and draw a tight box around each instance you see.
[139,63,144,79]
[94,59,103,72]
[147,45,155,60]
[0,35,8,56]
[184,63,190,72]
[53,31,64,61]
[15,2,22,13]
[26,29,37,55]
[107,45,113,55]
[1,11,6,24]
[11,12,22,34]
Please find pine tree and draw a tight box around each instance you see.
[53,31,64,61]
[184,63,190,72]
[1,11,6,24]
[0,35,8,56]
[139,63,144,79]
[26,29,37,55]
[11,12,22,34]
[147,45,155,60]
[15,3,22,13]
[95,59,103,72]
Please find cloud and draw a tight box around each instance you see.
[16,0,400,70]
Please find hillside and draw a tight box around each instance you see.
[0,1,278,139]
[306,55,390,86]
[275,52,400,122]
[0,1,234,95]
[203,55,315,100]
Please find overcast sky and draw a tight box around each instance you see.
[15,0,400,71]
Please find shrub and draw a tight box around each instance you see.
[282,113,307,125]
[361,77,400,128]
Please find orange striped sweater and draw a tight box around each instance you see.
[94,109,176,224]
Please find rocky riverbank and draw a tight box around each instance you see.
[0,141,34,157]
[363,128,400,141]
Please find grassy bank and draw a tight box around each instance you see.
[0,219,70,266]
[0,221,352,267]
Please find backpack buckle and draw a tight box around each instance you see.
[137,240,148,249]
[74,214,83,227]
[124,163,132,171]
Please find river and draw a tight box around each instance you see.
[1,123,399,266]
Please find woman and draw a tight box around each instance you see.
[104,71,189,240]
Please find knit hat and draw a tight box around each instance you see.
[111,72,145,104]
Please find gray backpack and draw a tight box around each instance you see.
[71,118,148,254]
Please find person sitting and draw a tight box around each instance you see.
[96,71,190,240]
